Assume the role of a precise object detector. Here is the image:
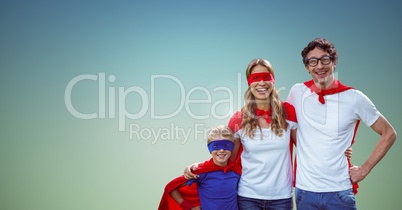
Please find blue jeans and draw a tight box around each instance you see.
[295,188,357,210]
[237,195,293,210]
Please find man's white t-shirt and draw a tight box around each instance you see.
[287,83,380,192]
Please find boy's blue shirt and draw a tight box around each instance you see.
[188,170,240,210]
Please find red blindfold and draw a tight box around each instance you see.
[247,72,275,86]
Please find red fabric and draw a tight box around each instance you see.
[228,110,243,134]
[281,102,298,187]
[228,110,245,166]
[158,175,199,210]
[194,158,242,175]
[304,79,353,104]
[158,158,241,210]
[256,108,272,123]
[180,199,193,210]
[282,102,297,122]
[348,120,361,195]
[247,72,275,86]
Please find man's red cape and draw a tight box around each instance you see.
[303,79,359,194]
[304,79,353,104]
[158,158,241,210]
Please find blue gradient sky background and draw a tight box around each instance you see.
[1,0,401,209]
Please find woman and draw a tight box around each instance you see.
[227,58,296,209]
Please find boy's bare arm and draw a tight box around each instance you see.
[169,186,185,205]
[170,183,201,210]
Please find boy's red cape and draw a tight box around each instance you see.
[158,158,241,210]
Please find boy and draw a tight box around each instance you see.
[158,125,242,210]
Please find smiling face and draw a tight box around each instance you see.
[209,138,232,166]
[249,65,274,101]
[206,125,234,167]
[305,47,337,89]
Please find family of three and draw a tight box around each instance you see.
[158,38,397,210]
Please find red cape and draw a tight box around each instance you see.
[158,158,241,210]
[304,79,353,104]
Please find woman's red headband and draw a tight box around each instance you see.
[247,72,275,86]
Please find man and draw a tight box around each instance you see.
[286,37,396,210]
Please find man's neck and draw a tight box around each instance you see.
[315,78,336,90]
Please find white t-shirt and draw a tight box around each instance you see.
[287,83,380,192]
[234,120,297,199]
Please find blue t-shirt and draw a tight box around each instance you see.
[188,170,240,210]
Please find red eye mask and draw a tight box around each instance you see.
[247,72,275,86]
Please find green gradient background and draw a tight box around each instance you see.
[1,0,401,209]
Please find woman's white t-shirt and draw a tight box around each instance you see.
[235,120,297,200]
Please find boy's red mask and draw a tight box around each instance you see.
[247,72,275,86]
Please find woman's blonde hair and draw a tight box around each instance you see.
[207,125,234,144]
[241,58,288,137]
